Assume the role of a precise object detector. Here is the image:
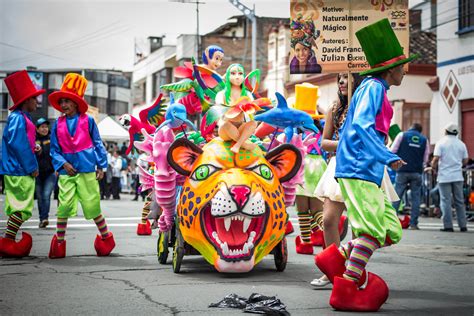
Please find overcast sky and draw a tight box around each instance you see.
[0,0,289,71]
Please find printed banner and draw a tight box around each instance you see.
[28,71,44,106]
[289,0,409,74]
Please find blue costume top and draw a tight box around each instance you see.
[50,114,108,175]
[335,77,400,186]
[0,110,38,176]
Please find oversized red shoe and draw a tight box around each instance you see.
[329,272,389,312]
[137,220,152,236]
[48,234,66,259]
[399,215,410,229]
[285,221,294,235]
[94,232,116,256]
[0,232,33,258]
[314,243,367,286]
[295,236,313,254]
[338,215,349,240]
[310,229,325,247]
[314,243,345,283]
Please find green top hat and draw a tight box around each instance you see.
[356,18,419,76]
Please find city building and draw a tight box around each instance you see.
[426,0,473,155]
[0,68,132,135]
[132,15,288,109]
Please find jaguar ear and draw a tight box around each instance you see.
[265,144,302,183]
[167,138,203,176]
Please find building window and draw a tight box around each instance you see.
[93,72,108,83]
[458,0,474,34]
[402,103,430,140]
[0,93,8,110]
[109,74,130,88]
[133,80,146,106]
[153,68,172,98]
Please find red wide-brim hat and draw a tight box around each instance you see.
[48,90,89,114]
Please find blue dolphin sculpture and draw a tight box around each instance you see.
[156,93,196,132]
[254,92,319,141]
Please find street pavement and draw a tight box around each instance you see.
[0,194,473,315]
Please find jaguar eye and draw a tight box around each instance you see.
[191,164,219,181]
[251,164,273,180]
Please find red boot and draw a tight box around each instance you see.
[285,221,294,235]
[399,215,410,229]
[310,229,325,247]
[315,243,367,286]
[137,220,152,236]
[0,232,33,258]
[295,236,313,254]
[329,272,389,312]
[48,235,66,259]
[94,232,116,256]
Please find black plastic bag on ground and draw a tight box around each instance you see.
[209,293,248,309]
[209,293,290,315]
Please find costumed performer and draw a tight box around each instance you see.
[48,73,115,259]
[315,18,418,312]
[0,70,44,258]
[292,83,327,255]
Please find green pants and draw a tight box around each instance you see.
[58,172,101,220]
[296,154,327,197]
[4,175,35,221]
[339,178,402,246]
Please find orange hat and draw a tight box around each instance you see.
[49,73,89,113]
[4,70,45,111]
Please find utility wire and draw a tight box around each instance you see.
[0,21,124,66]
[0,41,101,68]
[1,23,130,67]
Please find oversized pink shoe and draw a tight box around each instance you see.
[94,232,116,256]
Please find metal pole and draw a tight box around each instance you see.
[252,4,256,70]
[228,0,256,70]
[196,1,200,61]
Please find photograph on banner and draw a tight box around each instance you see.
[289,0,409,74]
[28,71,44,106]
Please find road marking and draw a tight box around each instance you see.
[16,223,140,229]
[1,216,472,230]
[0,217,142,223]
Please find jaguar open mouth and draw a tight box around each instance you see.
[202,204,268,262]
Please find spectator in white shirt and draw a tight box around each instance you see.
[432,123,469,232]
[110,151,122,200]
